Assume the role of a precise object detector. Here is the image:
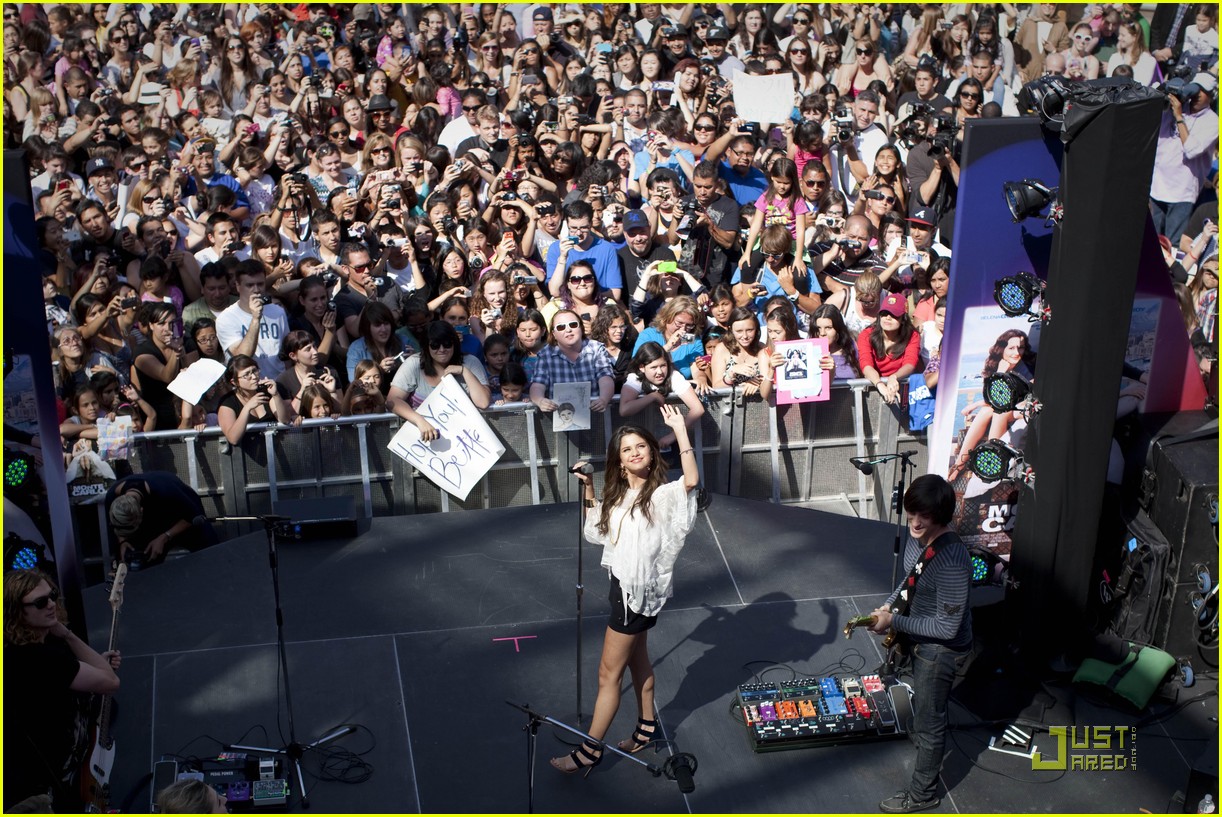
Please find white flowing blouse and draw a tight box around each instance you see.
[585,480,697,617]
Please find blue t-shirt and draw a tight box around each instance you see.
[544,237,624,292]
[730,263,822,318]
[718,160,768,207]
[632,148,695,190]
[633,326,703,379]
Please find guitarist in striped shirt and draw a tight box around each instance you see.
[867,475,971,814]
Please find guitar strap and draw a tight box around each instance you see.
[889,531,956,619]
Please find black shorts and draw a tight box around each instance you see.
[608,574,657,635]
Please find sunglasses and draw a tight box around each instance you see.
[371,147,390,154]
[856,48,873,56]
[568,274,594,284]
[803,178,827,186]
[481,45,501,52]
[553,321,581,331]
[111,34,129,42]
[330,130,347,137]
[793,17,811,24]
[128,160,147,169]
[694,123,716,132]
[462,104,482,112]
[371,111,392,118]
[521,48,539,56]
[228,44,245,51]
[24,590,60,609]
[790,48,810,54]
[142,195,159,203]
[960,91,981,100]
[1073,34,1092,41]
[763,252,787,260]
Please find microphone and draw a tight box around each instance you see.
[850,458,876,475]
[569,462,594,476]
[663,753,697,793]
[209,514,291,523]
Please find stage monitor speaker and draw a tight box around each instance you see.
[271,496,363,541]
[1139,415,1218,662]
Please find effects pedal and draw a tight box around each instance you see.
[251,778,288,806]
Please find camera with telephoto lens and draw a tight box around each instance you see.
[674,198,702,241]
[927,112,958,157]
[1159,63,1203,103]
[440,215,456,233]
[833,106,855,142]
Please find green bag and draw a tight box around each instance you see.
[1073,642,1176,711]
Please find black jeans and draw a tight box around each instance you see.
[906,641,970,801]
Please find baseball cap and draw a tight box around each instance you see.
[85,157,115,176]
[532,7,553,21]
[907,205,937,227]
[623,209,649,232]
[879,293,907,318]
[706,25,731,41]
[1192,72,1217,93]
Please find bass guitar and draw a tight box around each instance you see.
[81,563,127,812]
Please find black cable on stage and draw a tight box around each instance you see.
[946,726,1067,785]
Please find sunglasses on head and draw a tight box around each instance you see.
[553,320,581,331]
[24,590,59,610]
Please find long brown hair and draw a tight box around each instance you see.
[597,425,667,536]
[4,569,66,646]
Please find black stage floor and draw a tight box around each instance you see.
[84,494,1217,813]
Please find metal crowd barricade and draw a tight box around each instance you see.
[79,381,928,576]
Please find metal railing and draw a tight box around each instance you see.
[74,381,928,579]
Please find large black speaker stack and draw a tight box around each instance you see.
[1138,413,1219,663]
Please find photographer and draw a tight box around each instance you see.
[827,90,889,208]
[332,242,408,339]
[217,353,293,445]
[905,112,960,228]
[815,214,889,294]
[676,161,741,289]
[732,224,822,317]
[895,63,952,125]
[704,121,768,206]
[1151,72,1219,244]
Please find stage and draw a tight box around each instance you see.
[84,494,1216,813]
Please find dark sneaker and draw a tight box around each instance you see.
[879,790,940,813]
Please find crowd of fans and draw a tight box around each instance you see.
[16,2,1217,457]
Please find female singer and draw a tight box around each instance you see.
[550,404,700,775]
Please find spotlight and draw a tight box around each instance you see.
[1016,75,1072,126]
[994,271,1048,323]
[983,371,1042,418]
[1003,179,1062,224]
[968,440,1035,489]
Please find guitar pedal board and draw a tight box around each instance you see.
[736,674,912,753]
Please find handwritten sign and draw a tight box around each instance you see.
[387,376,505,500]
[775,338,830,404]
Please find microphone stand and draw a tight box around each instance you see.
[506,702,696,812]
[848,452,917,589]
[556,466,592,746]
[208,515,354,808]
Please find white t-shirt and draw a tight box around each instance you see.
[390,353,488,406]
[438,117,477,157]
[215,301,290,378]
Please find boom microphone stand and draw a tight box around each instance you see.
[208,515,354,807]
[507,702,696,813]
[848,451,917,588]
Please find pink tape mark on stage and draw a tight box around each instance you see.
[492,636,538,653]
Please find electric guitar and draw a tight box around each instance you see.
[81,563,126,813]
[843,613,905,658]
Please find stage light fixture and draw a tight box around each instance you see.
[4,451,34,489]
[968,546,1010,588]
[4,534,48,574]
[993,271,1048,323]
[968,440,1035,489]
[983,371,1041,418]
[1003,179,1062,224]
